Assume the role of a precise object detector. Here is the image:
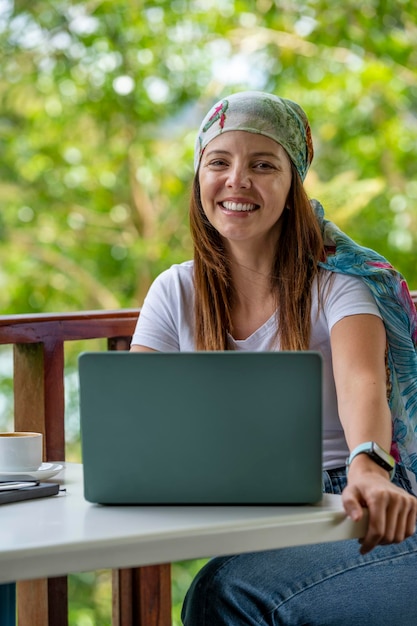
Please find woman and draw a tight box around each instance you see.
[131,91,417,625]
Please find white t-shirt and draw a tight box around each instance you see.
[131,260,382,470]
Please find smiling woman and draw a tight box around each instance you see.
[188,93,322,352]
[130,90,417,625]
[198,132,292,248]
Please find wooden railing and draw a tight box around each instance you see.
[1,292,417,624]
[0,309,171,626]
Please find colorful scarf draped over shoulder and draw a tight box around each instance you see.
[313,199,417,479]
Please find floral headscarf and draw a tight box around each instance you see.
[194,91,314,181]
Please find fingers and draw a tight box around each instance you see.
[342,485,365,522]
[362,494,417,554]
[383,493,416,544]
[406,503,417,537]
[343,482,417,554]
[358,490,389,554]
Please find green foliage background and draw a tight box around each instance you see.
[1,0,417,318]
[1,0,417,623]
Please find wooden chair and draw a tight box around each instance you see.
[0,309,171,626]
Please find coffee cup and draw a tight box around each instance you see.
[0,432,43,473]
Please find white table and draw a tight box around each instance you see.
[0,463,366,584]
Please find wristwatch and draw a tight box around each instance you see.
[346,441,396,481]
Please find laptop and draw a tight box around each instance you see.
[79,351,322,505]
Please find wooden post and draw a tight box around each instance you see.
[14,342,68,626]
[13,344,46,437]
[13,341,65,461]
[112,566,172,626]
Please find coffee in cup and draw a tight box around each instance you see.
[0,432,43,473]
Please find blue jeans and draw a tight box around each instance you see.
[182,466,417,625]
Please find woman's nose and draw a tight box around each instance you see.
[226,166,251,188]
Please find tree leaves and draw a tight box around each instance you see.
[1,0,416,315]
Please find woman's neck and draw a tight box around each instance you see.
[227,246,277,340]
[227,239,275,298]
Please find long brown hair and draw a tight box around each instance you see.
[190,162,325,351]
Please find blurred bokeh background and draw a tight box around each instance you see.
[1,0,416,623]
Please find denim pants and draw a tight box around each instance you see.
[182,466,417,625]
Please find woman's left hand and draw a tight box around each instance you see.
[342,463,417,554]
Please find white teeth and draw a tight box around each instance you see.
[222,201,257,212]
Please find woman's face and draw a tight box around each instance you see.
[198,130,292,250]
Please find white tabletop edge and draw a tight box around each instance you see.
[0,462,367,584]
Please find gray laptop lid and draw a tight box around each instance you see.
[79,351,322,505]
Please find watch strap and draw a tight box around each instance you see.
[346,441,396,481]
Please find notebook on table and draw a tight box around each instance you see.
[79,351,322,505]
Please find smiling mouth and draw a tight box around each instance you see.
[221,201,259,212]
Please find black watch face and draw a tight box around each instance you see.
[368,450,392,472]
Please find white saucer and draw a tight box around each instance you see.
[0,462,64,482]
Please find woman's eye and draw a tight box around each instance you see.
[209,159,227,167]
[254,162,273,170]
